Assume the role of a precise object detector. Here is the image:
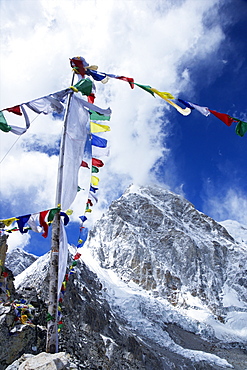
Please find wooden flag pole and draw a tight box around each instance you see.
[46,73,75,353]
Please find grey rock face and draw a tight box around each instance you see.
[5,248,38,276]
[88,185,247,316]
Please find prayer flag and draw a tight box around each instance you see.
[134,83,155,96]
[178,99,195,110]
[26,96,64,115]
[150,88,174,100]
[92,158,104,167]
[88,93,95,104]
[27,214,42,233]
[90,121,110,133]
[89,110,111,121]
[91,176,99,186]
[5,105,22,116]
[60,212,69,226]
[39,210,49,238]
[81,161,89,168]
[91,134,107,148]
[0,217,18,227]
[87,199,93,207]
[209,110,235,126]
[151,89,191,116]
[92,165,99,173]
[70,57,89,78]
[89,192,98,203]
[72,78,93,96]
[234,119,247,137]
[90,185,98,193]
[87,69,109,83]
[92,146,110,158]
[16,214,31,234]
[60,95,89,210]
[79,215,87,223]
[179,100,210,116]
[58,220,68,294]
[0,112,12,133]
[116,76,135,89]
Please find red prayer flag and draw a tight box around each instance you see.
[81,161,89,168]
[209,109,236,127]
[73,252,81,260]
[88,93,95,104]
[116,76,135,89]
[39,210,49,238]
[87,199,93,207]
[5,105,22,116]
[70,58,86,78]
[92,158,104,167]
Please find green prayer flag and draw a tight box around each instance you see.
[89,110,111,121]
[0,111,12,132]
[235,119,247,137]
[92,165,99,173]
[73,78,93,96]
[48,208,60,223]
[134,83,155,96]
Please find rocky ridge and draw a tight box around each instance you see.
[0,185,247,369]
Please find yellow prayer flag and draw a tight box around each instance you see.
[150,88,191,116]
[0,217,18,227]
[85,209,92,213]
[150,88,175,100]
[90,121,111,133]
[91,176,99,186]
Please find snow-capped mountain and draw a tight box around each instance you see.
[5,247,38,276]
[2,185,247,369]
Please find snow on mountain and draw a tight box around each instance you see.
[9,185,247,369]
[220,219,247,244]
[5,247,38,276]
[86,185,247,342]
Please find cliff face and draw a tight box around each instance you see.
[88,185,247,317]
[1,185,247,369]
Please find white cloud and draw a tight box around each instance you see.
[203,187,247,226]
[0,0,229,249]
[6,231,31,253]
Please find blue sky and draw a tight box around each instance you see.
[0,0,247,256]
